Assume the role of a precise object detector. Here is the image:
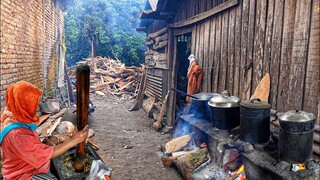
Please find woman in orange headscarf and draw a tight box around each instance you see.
[0,81,88,180]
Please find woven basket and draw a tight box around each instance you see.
[250,73,270,102]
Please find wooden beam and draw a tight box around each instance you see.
[166,28,175,127]
[173,26,193,36]
[168,0,239,28]
[167,29,177,127]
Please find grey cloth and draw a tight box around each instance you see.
[32,172,57,180]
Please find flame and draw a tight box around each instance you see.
[231,165,246,180]
[292,163,306,172]
[104,175,111,180]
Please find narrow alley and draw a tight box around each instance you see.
[75,95,183,180]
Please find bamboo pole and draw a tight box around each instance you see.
[75,64,90,172]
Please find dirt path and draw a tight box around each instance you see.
[86,95,182,180]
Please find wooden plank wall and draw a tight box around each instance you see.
[179,0,319,121]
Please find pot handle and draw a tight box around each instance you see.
[304,121,313,131]
[221,90,230,98]
[250,98,261,103]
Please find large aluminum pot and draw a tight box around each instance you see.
[189,93,219,121]
[278,110,315,163]
[208,90,240,129]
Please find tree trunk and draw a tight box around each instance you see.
[91,37,97,71]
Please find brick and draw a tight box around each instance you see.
[0,0,63,101]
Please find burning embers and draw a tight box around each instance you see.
[159,132,252,180]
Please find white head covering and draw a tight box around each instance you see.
[188,54,196,67]
[188,54,196,61]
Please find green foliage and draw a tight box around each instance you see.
[65,0,146,66]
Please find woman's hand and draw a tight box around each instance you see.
[51,125,89,159]
[71,125,89,144]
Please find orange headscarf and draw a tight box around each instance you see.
[1,81,42,123]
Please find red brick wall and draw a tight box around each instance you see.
[0,0,64,107]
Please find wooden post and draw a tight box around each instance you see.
[75,64,90,172]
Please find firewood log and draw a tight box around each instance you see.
[164,134,191,154]
[51,108,68,119]
[39,117,62,141]
[153,91,169,131]
[148,27,167,39]
[90,82,110,92]
[119,81,134,91]
[161,151,189,166]
[103,76,115,83]
[154,52,167,61]
[155,33,168,44]
[174,147,209,180]
[142,96,156,117]
[37,114,51,126]
[130,69,147,111]
[145,39,154,46]
[153,40,168,50]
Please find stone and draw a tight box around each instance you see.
[222,149,241,171]
[274,160,291,171]
[243,142,254,153]
[217,142,225,153]
[253,142,268,151]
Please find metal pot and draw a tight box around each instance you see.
[240,99,271,144]
[278,110,315,163]
[189,93,219,121]
[208,90,240,129]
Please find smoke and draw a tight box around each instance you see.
[172,105,193,138]
[172,103,211,138]
[171,101,212,150]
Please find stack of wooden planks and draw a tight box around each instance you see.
[67,56,144,99]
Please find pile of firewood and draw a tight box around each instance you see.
[67,57,144,99]
[144,27,168,69]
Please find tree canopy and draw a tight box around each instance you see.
[64,0,146,66]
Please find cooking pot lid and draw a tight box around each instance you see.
[279,110,315,122]
[208,90,240,108]
[240,99,271,109]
